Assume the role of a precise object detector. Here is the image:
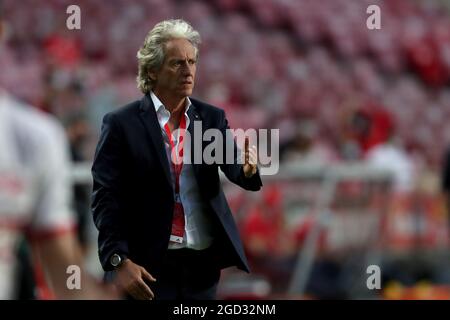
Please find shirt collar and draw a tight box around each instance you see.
[150,91,191,115]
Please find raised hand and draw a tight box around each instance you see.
[243,136,258,178]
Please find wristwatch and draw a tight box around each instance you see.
[110,253,124,268]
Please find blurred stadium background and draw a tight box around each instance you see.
[3,0,450,299]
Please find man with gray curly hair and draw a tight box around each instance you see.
[92,19,262,300]
[136,19,201,96]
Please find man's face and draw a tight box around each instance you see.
[151,38,197,99]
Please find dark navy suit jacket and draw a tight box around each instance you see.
[91,94,262,279]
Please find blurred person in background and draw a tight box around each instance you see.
[91,19,262,300]
[63,111,92,255]
[364,109,415,193]
[0,5,116,299]
[282,117,337,166]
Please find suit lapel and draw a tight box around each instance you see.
[138,94,172,186]
[187,103,202,178]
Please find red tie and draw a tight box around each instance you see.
[164,115,187,244]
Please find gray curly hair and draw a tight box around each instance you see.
[136,19,201,94]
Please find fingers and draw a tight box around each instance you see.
[128,285,142,300]
[134,268,156,300]
[244,137,257,165]
[117,261,156,300]
[243,144,258,177]
[244,145,257,165]
[129,278,154,300]
[141,268,157,283]
[248,145,257,165]
[137,278,155,300]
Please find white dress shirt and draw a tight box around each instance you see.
[150,91,214,250]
